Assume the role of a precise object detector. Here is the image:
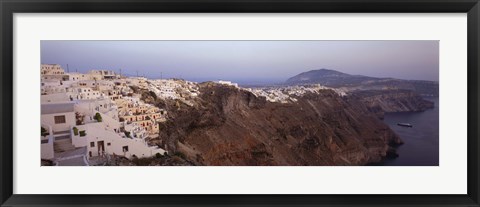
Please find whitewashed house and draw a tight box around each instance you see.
[41,102,75,132]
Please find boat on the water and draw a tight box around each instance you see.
[397,123,413,127]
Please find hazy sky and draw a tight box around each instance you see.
[41,41,439,84]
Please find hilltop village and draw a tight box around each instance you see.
[40,64,347,166]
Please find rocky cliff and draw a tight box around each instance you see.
[145,83,403,166]
[352,89,435,119]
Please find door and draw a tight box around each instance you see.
[97,141,105,156]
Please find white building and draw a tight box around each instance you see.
[41,64,67,80]
[67,72,95,81]
[41,80,67,95]
[89,70,118,80]
[41,102,76,132]
[41,64,65,75]
[74,122,165,159]
[218,80,238,88]
[68,87,103,100]
[41,93,71,103]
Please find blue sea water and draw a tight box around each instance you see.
[380,97,439,166]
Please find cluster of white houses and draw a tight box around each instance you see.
[246,84,346,103]
[41,64,173,166]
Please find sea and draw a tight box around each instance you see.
[379,97,439,166]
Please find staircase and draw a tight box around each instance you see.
[54,147,89,166]
[53,130,75,152]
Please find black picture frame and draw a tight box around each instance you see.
[1,0,479,206]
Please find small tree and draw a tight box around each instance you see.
[94,112,102,122]
[124,131,131,138]
[79,130,86,137]
[155,152,163,159]
[73,127,79,136]
[41,127,49,137]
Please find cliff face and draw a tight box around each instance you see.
[150,83,402,166]
[352,89,435,119]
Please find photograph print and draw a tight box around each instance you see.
[40,40,439,166]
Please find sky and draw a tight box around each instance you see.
[41,41,439,84]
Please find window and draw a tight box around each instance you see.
[54,115,66,124]
[107,143,111,146]
[122,146,129,152]
[90,142,95,147]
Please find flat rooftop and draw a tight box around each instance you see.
[41,102,75,115]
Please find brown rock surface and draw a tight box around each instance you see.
[352,89,435,119]
[147,83,402,166]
